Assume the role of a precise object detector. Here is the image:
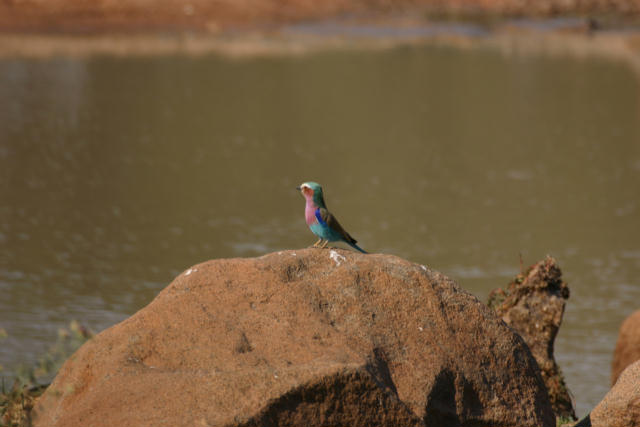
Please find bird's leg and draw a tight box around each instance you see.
[319,240,329,249]
[311,238,323,248]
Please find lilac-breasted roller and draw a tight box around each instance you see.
[296,181,367,254]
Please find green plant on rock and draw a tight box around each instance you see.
[0,321,93,427]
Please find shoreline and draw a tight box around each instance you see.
[1,19,639,77]
[0,0,639,64]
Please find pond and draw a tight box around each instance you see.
[1,42,639,416]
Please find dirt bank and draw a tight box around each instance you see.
[0,0,639,34]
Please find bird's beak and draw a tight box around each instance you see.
[296,186,301,191]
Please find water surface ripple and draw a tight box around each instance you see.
[1,46,639,416]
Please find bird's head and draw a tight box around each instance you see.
[296,181,326,207]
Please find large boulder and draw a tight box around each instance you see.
[34,249,554,427]
[487,256,576,421]
[611,309,640,385]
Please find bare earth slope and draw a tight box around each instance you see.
[0,0,638,33]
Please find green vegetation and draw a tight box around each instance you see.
[557,415,581,427]
[0,322,93,427]
[486,288,507,310]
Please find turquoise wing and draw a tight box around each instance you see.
[315,207,358,245]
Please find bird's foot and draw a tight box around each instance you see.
[319,240,329,249]
[311,238,323,248]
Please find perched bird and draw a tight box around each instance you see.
[296,181,367,254]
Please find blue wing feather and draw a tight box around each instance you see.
[315,208,328,227]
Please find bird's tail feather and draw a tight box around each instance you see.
[349,242,368,254]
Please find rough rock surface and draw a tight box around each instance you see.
[611,309,640,386]
[34,249,554,427]
[590,359,640,427]
[488,255,576,421]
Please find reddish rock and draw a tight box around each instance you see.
[611,309,640,386]
[488,255,576,421]
[590,360,640,427]
[34,249,554,427]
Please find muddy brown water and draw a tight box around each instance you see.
[1,43,639,417]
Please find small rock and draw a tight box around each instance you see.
[611,309,640,386]
[590,360,640,427]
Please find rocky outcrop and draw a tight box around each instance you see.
[488,255,576,421]
[34,249,554,427]
[585,360,640,427]
[611,309,640,386]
